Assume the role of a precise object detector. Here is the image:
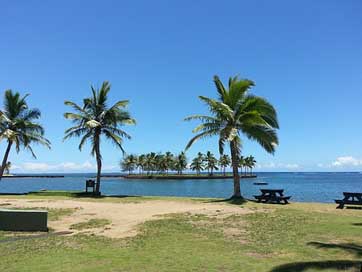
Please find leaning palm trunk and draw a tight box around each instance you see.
[230,140,241,198]
[0,141,13,181]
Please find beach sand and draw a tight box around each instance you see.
[0,198,253,238]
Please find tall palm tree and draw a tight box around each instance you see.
[190,152,205,175]
[219,154,231,176]
[185,75,279,198]
[156,154,168,174]
[246,155,256,175]
[239,156,246,176]
[164,151,174,174]
[64,81,135,194]
[120,154,138,174]
[174,152,187,175]
[0,90,51,180]
[144,152,157,175]
[137,154,147,174]
[205,151,218,175]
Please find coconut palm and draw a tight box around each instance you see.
[174,152,187,175]
[219,154,231,176]
[205,151,218,175]
[137,154,147,174]
[156,154,168,174]
[0,90,51,180]
[246,155,256,175]
[185,75,279,198]
[120,154,138,174]
[64,81,135,194]
[190,152,205,175]
[164,151,174,174]
[144,152,157,174]
[239,156,246,176]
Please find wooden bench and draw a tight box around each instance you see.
[254,189,291,204]
[0,209,48,231]
[335,192,362,209]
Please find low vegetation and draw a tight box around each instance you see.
[0,195,361,271]
[70,219,111,230]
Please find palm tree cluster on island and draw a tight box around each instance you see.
[121,151,257,177]
[0,75,278,199]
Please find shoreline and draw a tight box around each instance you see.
[2,175,65,178]
[112,174,257,180]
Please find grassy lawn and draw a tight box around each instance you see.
[70,219,111,230]
[0,195,362,271]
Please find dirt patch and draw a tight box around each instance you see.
[1,198,253,238]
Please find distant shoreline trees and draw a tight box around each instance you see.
[120,151,257,176]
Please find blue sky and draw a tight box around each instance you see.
[1,0,362,172]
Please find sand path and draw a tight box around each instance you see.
[0,198,252,238]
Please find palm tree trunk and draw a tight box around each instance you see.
[94,134,102,195]
[0,141,13,181]
[229,140,241,198]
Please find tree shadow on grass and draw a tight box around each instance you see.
[308,242,362,257]
[206,196,247,205]
[269,260,362,272]
[269,242,362,272]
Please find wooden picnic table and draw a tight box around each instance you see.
[254,189,291,204]
[335,192,362,209]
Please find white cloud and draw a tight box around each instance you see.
[11,161,118,173]
[256,162,300,171]
[331,156,362,167]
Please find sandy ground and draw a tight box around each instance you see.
[0,198,252,238]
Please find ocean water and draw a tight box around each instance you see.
[0,172,361,203]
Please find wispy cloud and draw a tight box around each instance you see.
[12,161,118,173]
[330,156,362,167]
[256,162,300,171]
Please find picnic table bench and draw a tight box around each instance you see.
[335,192,362,209]
[254,189,291,204]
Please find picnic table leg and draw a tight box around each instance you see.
[336,202,344,209]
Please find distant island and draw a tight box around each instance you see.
[104,174,257,180]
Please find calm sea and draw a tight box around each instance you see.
[0,172,361,203]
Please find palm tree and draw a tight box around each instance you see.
[0,90,51,180]
[185,75,279,198]
[120,154,138,174]
[174,152,187,175]
[246,155,256,175]
[239,156,246,176]
[144,152,157,175]
[137,154,146,174]
[219,154,231,176]
[164,151,174,174]
[156,154,168,174]
[205,151,218,175]
[190,152,205,175]
[64,81,135,194]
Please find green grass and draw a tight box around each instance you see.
[0,197,362,271]
[70,219,111,230]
